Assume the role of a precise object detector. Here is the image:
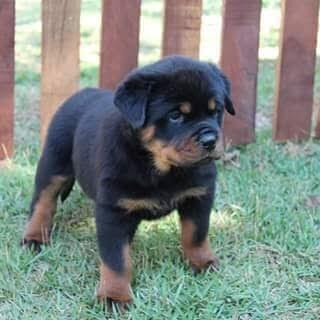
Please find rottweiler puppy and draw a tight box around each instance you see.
[22,55,235,306]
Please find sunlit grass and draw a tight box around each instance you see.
[1,133,320,319]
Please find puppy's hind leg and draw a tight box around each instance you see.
[21,89,99,250]
[22,151,75,251]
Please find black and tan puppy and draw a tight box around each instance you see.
[22,55,235,305]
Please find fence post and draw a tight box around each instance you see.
[41,0,80,144]
[100,0,141,90]
[273,0,319,141]
[0,0,15,160]
[220,0,261,146]
[316,110,320,138]
[162,0,202,58]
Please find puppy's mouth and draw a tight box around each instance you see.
[172,153,215,167]
[140,128,221,172]
[192,155,214,165]
[172,138,216,166]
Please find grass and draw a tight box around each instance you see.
[1,0,320,319]
[1,134,320,319]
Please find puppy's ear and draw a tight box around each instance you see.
[221,74,235,116]
[208,63,235,116]
[114,74,152,128]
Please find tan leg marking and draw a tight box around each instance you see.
[180,219,219,271]
[97,244,132,303]
[23,176,67,243]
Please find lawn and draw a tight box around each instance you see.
[1,0,320,319]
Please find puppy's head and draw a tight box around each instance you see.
[114,55,235,173]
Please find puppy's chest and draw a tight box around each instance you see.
[117,185,208,216]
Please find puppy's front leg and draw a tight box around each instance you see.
[178,194,219,272]
[95,203,139,306]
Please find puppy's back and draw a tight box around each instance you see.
[44,88,111,153]
[37,88,113,188]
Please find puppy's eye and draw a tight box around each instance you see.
[209,107,221,117]
[208,109,217,116]
[168,111,184,124]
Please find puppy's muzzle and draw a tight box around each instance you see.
[196,128,218,152]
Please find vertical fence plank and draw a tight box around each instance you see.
[316,109,320,138]
[162,0,202,58]
[100,0,141,90]
[273,0,319,141]
[220,0,261,145]
[41,0,80,143]
[0,0,15,159]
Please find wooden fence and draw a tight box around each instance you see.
[0,0,319,160]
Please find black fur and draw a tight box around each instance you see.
[24,55,234,300]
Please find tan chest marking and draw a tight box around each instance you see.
[118,186,208,213]
[172,186,208,204]
[118,198,162,213]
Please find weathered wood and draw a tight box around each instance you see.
[316,107,320,138]
[41,0,80,143]
[220,0,261,145]
[273,0,319,141]
[162,0,202,58]
[0,0,15,159]
[100,0,141,90]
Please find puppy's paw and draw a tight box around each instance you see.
[200,255,220,272]
[106,297,131,313]
[20,238,44,253]
[97,292,132,313]
[191,255,220,274]
[97,280,132,311]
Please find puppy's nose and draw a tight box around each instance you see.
[198,131,217,151]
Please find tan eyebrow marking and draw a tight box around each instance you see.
[208,98,216,111]
[179,102,192,114]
